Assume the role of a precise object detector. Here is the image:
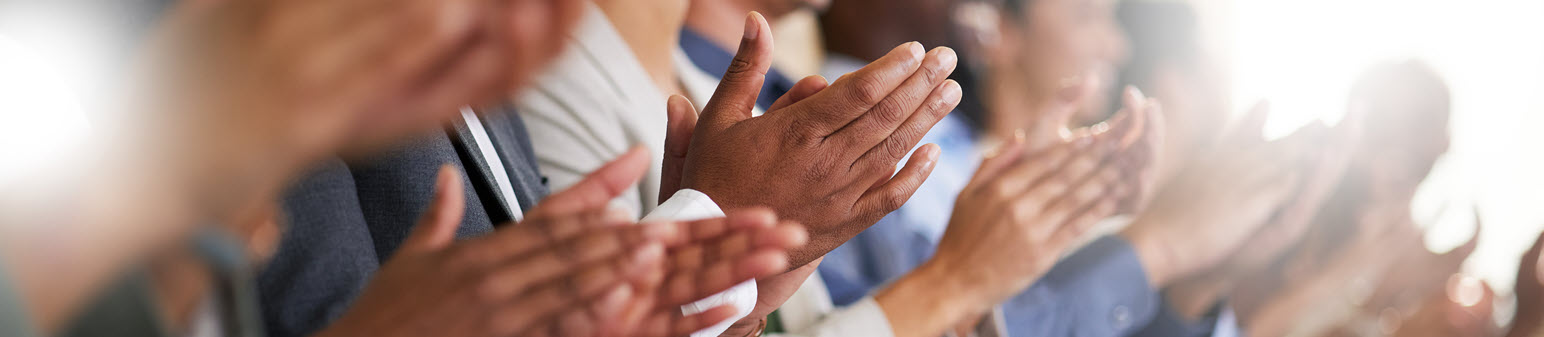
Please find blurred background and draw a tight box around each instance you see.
[1,0,1542,332]
[772,1,1544,324]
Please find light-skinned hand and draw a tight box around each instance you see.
[1119,102,1326,288]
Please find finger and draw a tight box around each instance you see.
[969,131,1030,185]
[530,147,651,217]
[835,48,959,158]
[372,35,507,138]
[697,11,774,131]
[639,305,739,337]
[371,0,483,88]
[850,77,962,177]
[489,244,664,336]
[1106,86,1149,148]
[779,42,925,138]
[1033,165,1119,238]
[665,250,789,306]
[768,75,831,111]
[1047,198,1118,249]
[996,139,1097,202]
[853,143,941,222]
[660,95,701,203]
[399,165,466,253]
[480,228,668,300]
[532,207,641,246]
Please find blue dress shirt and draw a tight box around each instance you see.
[815,112,1181,337]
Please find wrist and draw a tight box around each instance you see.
[875,260,988,337]
[1119,223,1177,289]
[1163,274,1233,320]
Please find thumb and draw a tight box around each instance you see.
[401,165,467,253]
[660,95,700,203]
[698,11,774,131]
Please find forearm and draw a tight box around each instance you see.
[1163,271,1236,320]
[1120,223,1177,289]
[874,260,987,337]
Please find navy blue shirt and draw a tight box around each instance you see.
[679,28,797,111]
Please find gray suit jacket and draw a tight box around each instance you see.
[256,107,548,337]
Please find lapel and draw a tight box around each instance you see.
[446,105,550,225]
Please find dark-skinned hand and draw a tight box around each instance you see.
[319,149,807,337]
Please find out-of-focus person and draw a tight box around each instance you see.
[813,1,1360,337]
[0,0,590,332]
[1229,60,1466,337]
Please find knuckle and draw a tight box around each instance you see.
[989,184,1016,201]
[1008,201,1037,222]
[725,57,757,81]
[880,191,909,212]
[847,74,889,106]
[880,136,913,162]
[923,90,951,114]
[799,161,830,184]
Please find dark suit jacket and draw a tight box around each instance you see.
[257,108,548,337]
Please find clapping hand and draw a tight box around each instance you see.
[322,149,806,337]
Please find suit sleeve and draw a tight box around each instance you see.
[256,160,381,337]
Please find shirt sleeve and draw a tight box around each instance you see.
[772,296,898,337]
[0,262,37,337]
[643,189,757,337]
[1001,235,1162,337]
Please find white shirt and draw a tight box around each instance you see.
[517,5,754,336]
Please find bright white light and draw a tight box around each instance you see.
[1225,0,1544,301]
[0,35,94,182]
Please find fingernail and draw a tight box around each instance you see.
[743,12,760,40]
[943,80,963,103]
[906,41,924,60]
[1013,129,1026,144]
[923,145,941,171]
[933,47,958,71]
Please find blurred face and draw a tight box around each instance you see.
[1000,0,1128,114]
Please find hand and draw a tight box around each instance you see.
[876,134,1130,337]
[1120,104,1323,288]
[674,12,961,268]
[132,0,585,218]
[627,207,808,336]
[1074,87,1165,214]
[1164,103,1363,319]
[322,150,806,337]
[1507,230,1544,337]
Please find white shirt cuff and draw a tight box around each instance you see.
[642,189,757,337]
[780,296,896,337]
